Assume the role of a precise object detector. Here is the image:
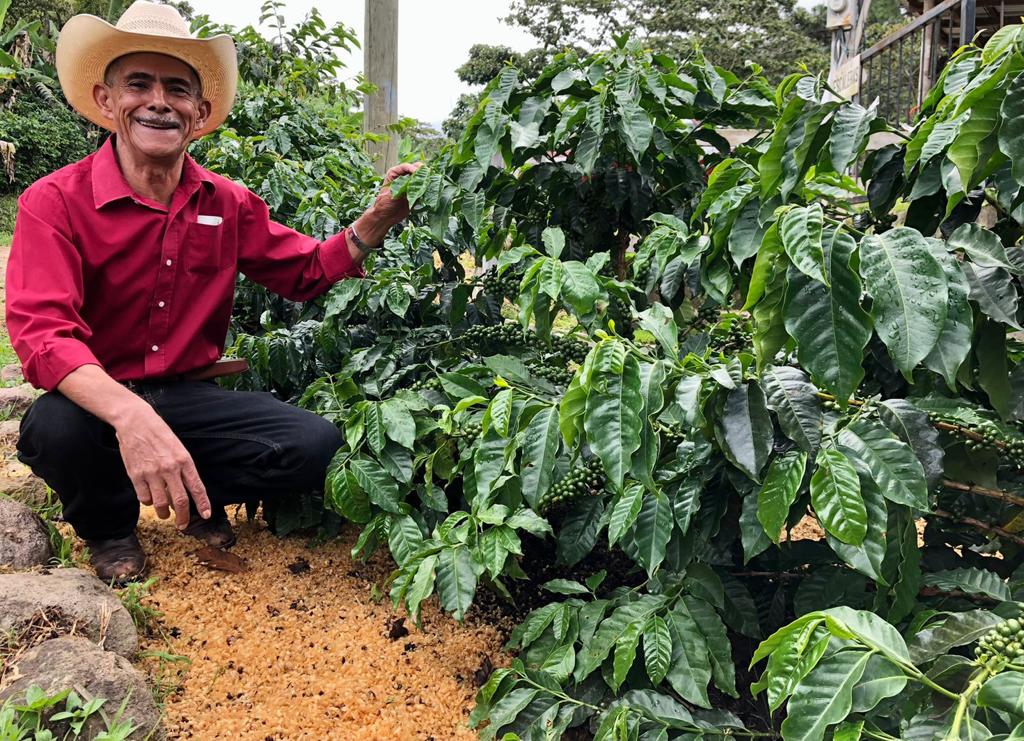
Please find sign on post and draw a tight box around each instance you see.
[831,54,862,99]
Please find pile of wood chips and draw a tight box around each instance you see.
[135,509,510,740]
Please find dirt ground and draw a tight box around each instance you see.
[136,511,508,740]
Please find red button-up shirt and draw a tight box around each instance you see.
[7,137,363,390]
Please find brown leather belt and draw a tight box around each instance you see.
[181,358,250,381]
[127,358,250,385]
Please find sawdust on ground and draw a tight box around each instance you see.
[136,509,510,740]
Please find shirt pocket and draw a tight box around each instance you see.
[182,220,226,275]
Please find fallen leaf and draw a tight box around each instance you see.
[193,546,247,573]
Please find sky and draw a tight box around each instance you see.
[186,0,537,128]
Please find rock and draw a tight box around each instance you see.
[0,364,22,384]
[0,384,36,417]
[0,496,50,568]
[0,419,20,447]
[0,636,164,740]
[0,569,137,657]
[0,460,47,508]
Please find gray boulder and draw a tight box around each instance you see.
[0,460,47,508]
[0,419,19,447]
[0,496,50,569]
[0,364,23,384]
[0,385,37,417]
[0,636,164,740]
[0,569,137,657]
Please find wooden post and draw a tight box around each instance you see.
[919,0,936,107]
[961,0,976,45]
[364,0,399,176]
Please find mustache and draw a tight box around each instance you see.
[133,116,181,128]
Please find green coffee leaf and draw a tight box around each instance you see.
[762,365,822,452]
[859,228,948,379]
[757,451,808,543]
[716,382,773,482]
[784,229,872,404]
[643,615,673,685]
[810,448,866,546]
[837,418,929,511]
[779,204,826,284]
[778,649,873,741]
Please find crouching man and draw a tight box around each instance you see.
[6,1,417,582]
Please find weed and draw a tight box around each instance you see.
[137,650,191,710]
[25,489,78,568]
[115,578,161,637]
[0,685,138,741]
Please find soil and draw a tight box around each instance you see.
[136,511,510,740]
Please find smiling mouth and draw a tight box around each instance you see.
[134,118,180,130]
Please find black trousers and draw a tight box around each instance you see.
[16,381,343,541]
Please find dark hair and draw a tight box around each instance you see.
[103,53,203,96]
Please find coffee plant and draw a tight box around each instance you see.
[223,25,1024,741]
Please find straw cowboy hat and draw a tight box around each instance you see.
[55,1,238,138]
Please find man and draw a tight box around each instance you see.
[6,1,417,583]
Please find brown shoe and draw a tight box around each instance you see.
[182,513,236,549]
[85,533,147,586]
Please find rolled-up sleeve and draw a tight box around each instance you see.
[6,184,103,390]
[236,190,364,302]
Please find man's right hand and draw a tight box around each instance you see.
[56,364,211,528]
[113,401,211,528]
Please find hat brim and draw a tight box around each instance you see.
[55,14,237,139]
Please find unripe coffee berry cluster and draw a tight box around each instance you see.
[927,411,1024,465]
[538,458,605,512]
[410,376,443,392]
[975,618,1024,663]
[482,268,520,297]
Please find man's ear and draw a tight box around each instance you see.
[192,98,212,137]
[92,84,117,123]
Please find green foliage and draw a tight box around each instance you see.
[0,193,16,238]
[0,94,92,195]
[116,578,162,637]
[221,19,1024,739]
[0,686,137,741]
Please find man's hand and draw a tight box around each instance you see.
[56,364,211,528]
[352,162,424,247]
[114,402,212,528]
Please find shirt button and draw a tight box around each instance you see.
[151,345,159,352]
[157,301,166,308]
[165,259,172,267]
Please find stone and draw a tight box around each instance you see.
[0,419,19,447]
[0,460,47,509]
[0,384,36,417]
[0,496,50,569]
[0,637,164,740]
[0,364,22,384]
[0,568,138,657]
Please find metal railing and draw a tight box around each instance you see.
[858,0,999,125]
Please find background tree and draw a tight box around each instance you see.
[503,0,832,82]
[443,44,555,139]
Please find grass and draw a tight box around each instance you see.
[137,650,191,711]
[6,488,80,568]
[116,578,162,637]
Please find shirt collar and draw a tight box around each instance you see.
[91,136,217,210]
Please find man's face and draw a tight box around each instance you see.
[93,52,211,163]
